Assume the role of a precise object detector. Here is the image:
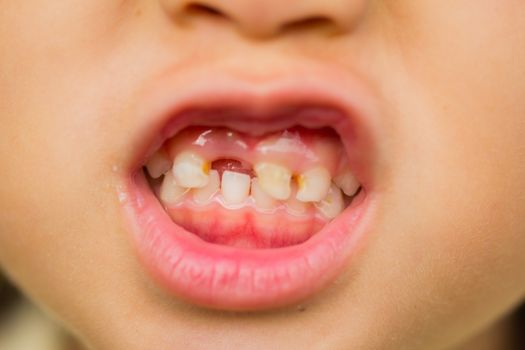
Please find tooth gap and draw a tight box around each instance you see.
[211,158,254,178]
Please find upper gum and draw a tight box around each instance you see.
[164,126,347,176]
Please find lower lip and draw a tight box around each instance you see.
[120,170,374,310]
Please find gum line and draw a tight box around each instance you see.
[165,126,346,175]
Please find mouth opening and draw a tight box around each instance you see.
[142,107,363,250]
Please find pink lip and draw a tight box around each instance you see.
[119,70,380,310]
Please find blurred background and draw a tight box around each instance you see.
[0,273,82,350]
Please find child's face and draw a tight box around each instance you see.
[1,1,525,349]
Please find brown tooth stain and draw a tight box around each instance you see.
[211,158,255,178]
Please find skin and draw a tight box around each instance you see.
[1,0,524,349]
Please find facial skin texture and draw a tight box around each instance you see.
[1,0,525,349]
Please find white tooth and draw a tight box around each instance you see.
[221,171,251,205]
[193,170,220,205]
[172,151,210,188]
[145,151,172,179]
[253,162,292,200]
[251,178,278,210]
[159,172,188,205]
[296,166,331,202]
[333,168,360,196]
[315,184,344,219]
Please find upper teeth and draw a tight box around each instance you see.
[192,169,220,205]
[295,166,331,202]
[253,162,292,201]
[172,151,211,188]
[287,183,310,215]
[158,171,188,205]
[145,150,172,179]
[333,167,360,196]
[150,151,360,219]
[221,171,251,205]
[314,183,344,219]
[251,178,278,210]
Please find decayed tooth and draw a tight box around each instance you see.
[253,162,292,200]
[315,184,344,219]
[221,171,251,205]
[145,150,172,179]
[251,178,278,210]
[193,170,220,205]
[172,151,211,188]
[159,172,188,205]
[333,168,360,196]
[295,166,331,202]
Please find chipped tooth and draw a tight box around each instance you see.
[251,178,278,210]
[296,166,331,202]
[221,171,251,205]
[159,172,188,205]
[315,183,344,219]
[333,168,360,196]
[172,151,211,188]
[193,170,220,205]
[253,162,292,200]
[145,150,172,179]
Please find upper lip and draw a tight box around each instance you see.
[125,64,380,187]
[119,64,380,310]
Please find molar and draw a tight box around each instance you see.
[295,166,331,202]
[172,151,211,188]
[221,171,251,205]
[159,172,189,205]
[253,162,292,200]
[145,150,172,179]
[333,167,360,196]
[193,170,220,205]
[314,183,344,219]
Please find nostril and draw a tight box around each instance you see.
[281,16,341,36]
[184,2,228,19]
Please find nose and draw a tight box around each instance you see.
[162,0,367,38]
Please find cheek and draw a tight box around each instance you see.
[352,2,525,346]
[375,0,525,287]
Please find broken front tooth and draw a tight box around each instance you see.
[159,171,188,205]
[172,151,210,188]
[145,150,172,179]
[251,178,278,210]
[253,162,292,200]
[221,171,251,205]
[333,168,360,196]
[193,170,220,205]
[295,166,331,202]
[315,183,344,219]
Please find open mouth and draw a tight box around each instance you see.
[146,121,362,249]
[119,75,377,310]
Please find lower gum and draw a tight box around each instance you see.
[165,202,326,249]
